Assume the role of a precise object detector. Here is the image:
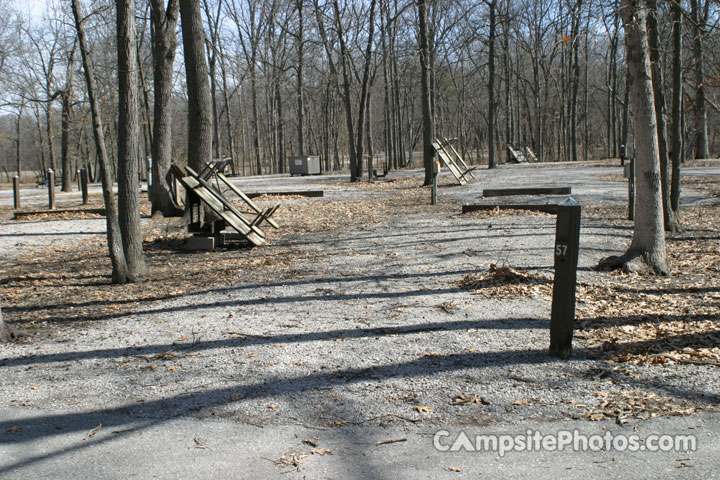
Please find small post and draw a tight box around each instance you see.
[13,175,20,209]
[431,159,440,205]
[76,169,82,192]
[47,168,55,210]
[80,168,89,205]
[549,198,581,359]
[624,158,635,220]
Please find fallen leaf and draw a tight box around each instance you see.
[267,403,277,409]
[449,467,461,472]
[413,406,433,413]
[310,448,332,455]
[5,426,22,433]
[86,423,102,439]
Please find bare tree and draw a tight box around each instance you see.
[601,0,668,275]
[150,0,183,217]
[486,0,497,169]
[71,0,129,284]
[689,0,709,159]
[669,0,683,223]
[418,0,434,185]
[117,0,146,280]
[60,39,77,192]
[180,0,213,173]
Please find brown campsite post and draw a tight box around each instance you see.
[549,198,581,359]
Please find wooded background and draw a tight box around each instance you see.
[0,0,718,185]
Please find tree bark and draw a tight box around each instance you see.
[179,0,213,173]
[60,41,77,192]
[601,0,668,275]
[117,0,146,280]
[418,0,434,185]
[690,0,708,159]
[72,0,129,284]
[15,106,23,176]
[487,0,497,169]
[352,0,377,181]
[669,0,683,216]
[296,0,305,157]
[150,0,183,217]
[647,0,681,232]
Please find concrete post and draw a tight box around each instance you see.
[549,198,582,359]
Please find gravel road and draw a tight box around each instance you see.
[1,163,718,478]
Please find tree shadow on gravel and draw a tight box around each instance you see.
[0,317,547,368]
[3,268,483,321]
[2,329,719,475]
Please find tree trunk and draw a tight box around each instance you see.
[601,0,668,275]
[15,107,23,176]
[61,41,77,192]
[669,0,683,217]
[418,0,434,185]
[487,0,497,169]
[296,0,305,157]
[647,0,681,232]
[202,0,222,160]
[352,0,377,181]
[690,0,708,159]
[117,0,146,280]
[150,0,183,217]
[72,0,129,284]
[179,0,213,173]
[570,0,582,162]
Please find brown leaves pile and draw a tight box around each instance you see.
[456,264,553,299]
[575,204,720,366]
[583,390,699,422]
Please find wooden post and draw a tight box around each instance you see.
[549,198,581,359]
[624,159,635,220]
[431,160,439,205]
[47,169,56,210]
[80,168,89,205]
[13,176,21,209]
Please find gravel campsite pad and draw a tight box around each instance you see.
[0,163,719,475]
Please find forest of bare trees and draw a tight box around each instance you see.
[0,0,719,185]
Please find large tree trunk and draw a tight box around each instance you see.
[179,0,213,173]
[601,0,668,275]
[117,0,146,281]
[418,0,434,185]
[647,0,681,232]
[72,0,129,284]
[150,0,183,217]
